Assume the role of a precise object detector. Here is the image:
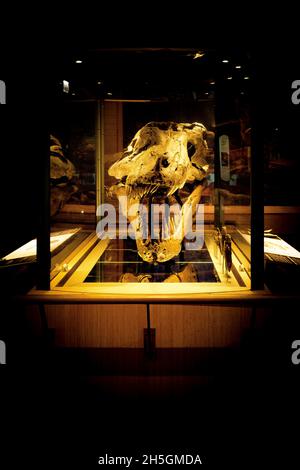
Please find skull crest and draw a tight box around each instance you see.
[108,122,210,263]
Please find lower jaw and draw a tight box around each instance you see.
[117,183,203,264]
[136,238,182,264]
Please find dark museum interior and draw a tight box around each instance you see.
[0,43,300,466]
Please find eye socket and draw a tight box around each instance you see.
[187,142,196,159]
[138,142,150,153]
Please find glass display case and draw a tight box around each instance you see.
[45,48,258,294]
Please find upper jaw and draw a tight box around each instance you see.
[113,179,187,200]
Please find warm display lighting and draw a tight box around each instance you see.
[2,230,79,261]
[193,51,205,59]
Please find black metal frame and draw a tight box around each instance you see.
[249,51,265,290]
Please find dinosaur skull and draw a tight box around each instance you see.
[50,135,77,216]
[108,122,210,263]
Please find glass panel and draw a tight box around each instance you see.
[49,48,252,291]
[50,100,97,270]
[84,238,220,283]
[214,77,252,284]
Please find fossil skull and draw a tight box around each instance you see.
[108,121,210,263]
[50,135,77,216]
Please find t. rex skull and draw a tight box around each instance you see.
[108,122,210,263]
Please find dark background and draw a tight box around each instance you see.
[1,24,300,467]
